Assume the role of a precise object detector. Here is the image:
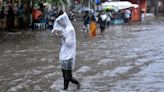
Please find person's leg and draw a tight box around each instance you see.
[67,70,80,89]
[10,19,14,30]
[102,26,106,36]
[126,18,128,23]
[100,25,102,35]
[62,69,69,90]
[0,19,2,29]
[20,18,24,29]
[83,25,85,31]
[11,16,15,29]
[61,58,80,90]
[7,19,12,31]
[18,18,21,29]
[101,29,103,35]
[87,24,89,33]
[2,18,5,29]
[107,21,109,27]
[102,29,105,36]
[67,70,79,84]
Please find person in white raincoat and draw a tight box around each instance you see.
[51,12,80,90]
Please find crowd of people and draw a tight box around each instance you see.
[0,4,24,31]
[82,10,112,37]
[82,8,132,37]
[0,2,132,32]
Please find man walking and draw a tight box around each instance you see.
[51,12,80,90]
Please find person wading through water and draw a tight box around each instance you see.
[100,12,107,36]
[7,6,15,32]
[89,15,97,37]
[51,12,80,90]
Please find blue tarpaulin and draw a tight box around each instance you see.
[95,0,100,4]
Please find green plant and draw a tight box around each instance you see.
[46,0,64,5]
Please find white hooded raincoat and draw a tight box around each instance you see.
[52,12,76,69]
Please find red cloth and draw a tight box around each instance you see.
[32,9,43,20]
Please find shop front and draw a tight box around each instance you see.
[120,0,147,22]
[110,11,124,25]
[102,1,139,25]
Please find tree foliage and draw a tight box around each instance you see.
[46,0,67,5]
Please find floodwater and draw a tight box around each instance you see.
[0,21,164,92]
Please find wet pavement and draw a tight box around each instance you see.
[0,21,164,92]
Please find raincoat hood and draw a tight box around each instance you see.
[52,12,74,34]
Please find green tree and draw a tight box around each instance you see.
[46,0,68,11]
[46,0,68,6]
[46,0,62,5]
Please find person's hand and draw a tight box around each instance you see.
[55,30,63,37]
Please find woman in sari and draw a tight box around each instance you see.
[89,15,96,37]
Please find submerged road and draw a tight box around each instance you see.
[0,21,164,92]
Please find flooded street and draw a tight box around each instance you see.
[0,21,164,92]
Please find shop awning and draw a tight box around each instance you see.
[102,1,139,12]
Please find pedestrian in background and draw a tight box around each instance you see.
[51,12,80,90]
[7,6,15,32]
[18,4,24,29]
[124,8,131,23]
[100,12,107,36]
[14,5,19,29]
[0,6,5,30]
[83,11,90,32]
[89,15,97,37]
